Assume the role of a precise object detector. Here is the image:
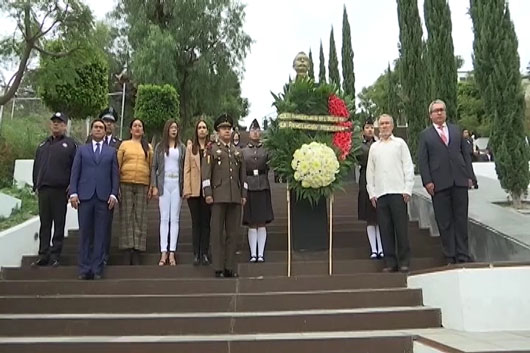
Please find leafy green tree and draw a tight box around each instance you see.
[397,0,429,164]
[134,84,179,137]
[37,41,108,121]
[328,28,340,88]
[308,49,315,81]
[424,0,458,121]
[0,0,93,105]
[318,41,326,84]
[358,65,402,121]
[456,77,489,136]
[114,0,251,129]
[470,0,530,207]
[341,6,355,100]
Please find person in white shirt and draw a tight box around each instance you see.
[366,114,415,273]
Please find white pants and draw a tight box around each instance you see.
[159,178,182,252]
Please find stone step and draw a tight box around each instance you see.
[21,244,443,266]
[0,307,440,336]
[59,231,439,253]
[0,273,407,296]
[0,335,414,353]
[0,288,424,314]
[2,258,445,280]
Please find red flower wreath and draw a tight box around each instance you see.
[328,95,352,160]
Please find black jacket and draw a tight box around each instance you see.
[33,135,77,191]
[418,123,475,192]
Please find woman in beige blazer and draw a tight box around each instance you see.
[183,119,211,266]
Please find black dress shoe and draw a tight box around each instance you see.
[215,271,224,278]
[193,254,200,266]
[399,266,410,273]
[382,266,398,273]
[224,269,238,278]
[201,254,210,266]
[77,273,93,280]
[31,258,48,267]
[49,259,60,267]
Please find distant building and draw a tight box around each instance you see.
[457,70,473,83]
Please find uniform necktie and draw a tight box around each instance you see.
[95,142,101,162]
[437,125,448,146]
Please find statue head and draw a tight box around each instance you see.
[293,51,310,79]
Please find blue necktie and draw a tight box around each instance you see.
[95,142,101,162]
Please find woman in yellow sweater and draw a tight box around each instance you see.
[117,119,153,265]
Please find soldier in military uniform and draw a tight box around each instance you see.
[202,114,247,278]
[242,119,274,262]
[86,107,122,264]
[87,107,122,148]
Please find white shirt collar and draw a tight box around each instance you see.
[92,139,103,151]
[433,122,447,129]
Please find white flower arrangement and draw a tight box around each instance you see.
[291,142,340,188]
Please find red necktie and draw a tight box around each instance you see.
[437,125,448,145]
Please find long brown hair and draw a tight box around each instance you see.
[161,120,180,156]
[192,118,209,155]
[129,119,149,159]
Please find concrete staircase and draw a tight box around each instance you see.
[0,181,445,352]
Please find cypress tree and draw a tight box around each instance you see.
[308,48,315,81]
[424,0,458,121]
[471,0,530,207]
[328,27,340,88]
[397,0,428,164]
[341,6,355,99]
[387,64,400,123]
[318,41,326,84]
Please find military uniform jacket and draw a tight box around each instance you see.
[242,142,270,191]
[202,141,248,203]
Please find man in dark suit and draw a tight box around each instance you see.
[69,119,119,280]
[86,107,122,265]
[418,100,475,265]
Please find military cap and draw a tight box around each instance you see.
[50,112,68,123]
[99,107,119,122]
[214,113,233,131]
[249,118,261,131]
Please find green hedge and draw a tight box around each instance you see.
[134,84,179,136]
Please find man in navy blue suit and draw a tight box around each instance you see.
[69,119,119,280]
[418,100,475,265]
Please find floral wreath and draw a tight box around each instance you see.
[265,78,360,204]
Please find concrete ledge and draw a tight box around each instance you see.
[0,216,39,267]
[410,174,530,262]
[408,266,530,332]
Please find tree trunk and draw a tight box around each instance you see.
[511,192,523,209]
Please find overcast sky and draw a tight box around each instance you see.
[4,1,530,126]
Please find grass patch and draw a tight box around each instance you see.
[0,187,39,231]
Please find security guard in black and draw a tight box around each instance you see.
[32,112,77,267]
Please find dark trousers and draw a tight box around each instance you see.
[376,194,410,268]
[78,196,110,276]
[37,186,68,261]
[432,186,470,263]
[104,207,115,262]
[211,203,241,272]
[188,196,211,257]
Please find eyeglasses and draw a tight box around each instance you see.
[431,108,445,114]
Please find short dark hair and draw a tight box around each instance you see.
[91,119,107,131]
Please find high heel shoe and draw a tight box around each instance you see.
[169,252,177,266]
[158,252,168,266]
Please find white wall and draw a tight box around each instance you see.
[0,216,40,267]
[13,159,34,189]
[408,267,530,332]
